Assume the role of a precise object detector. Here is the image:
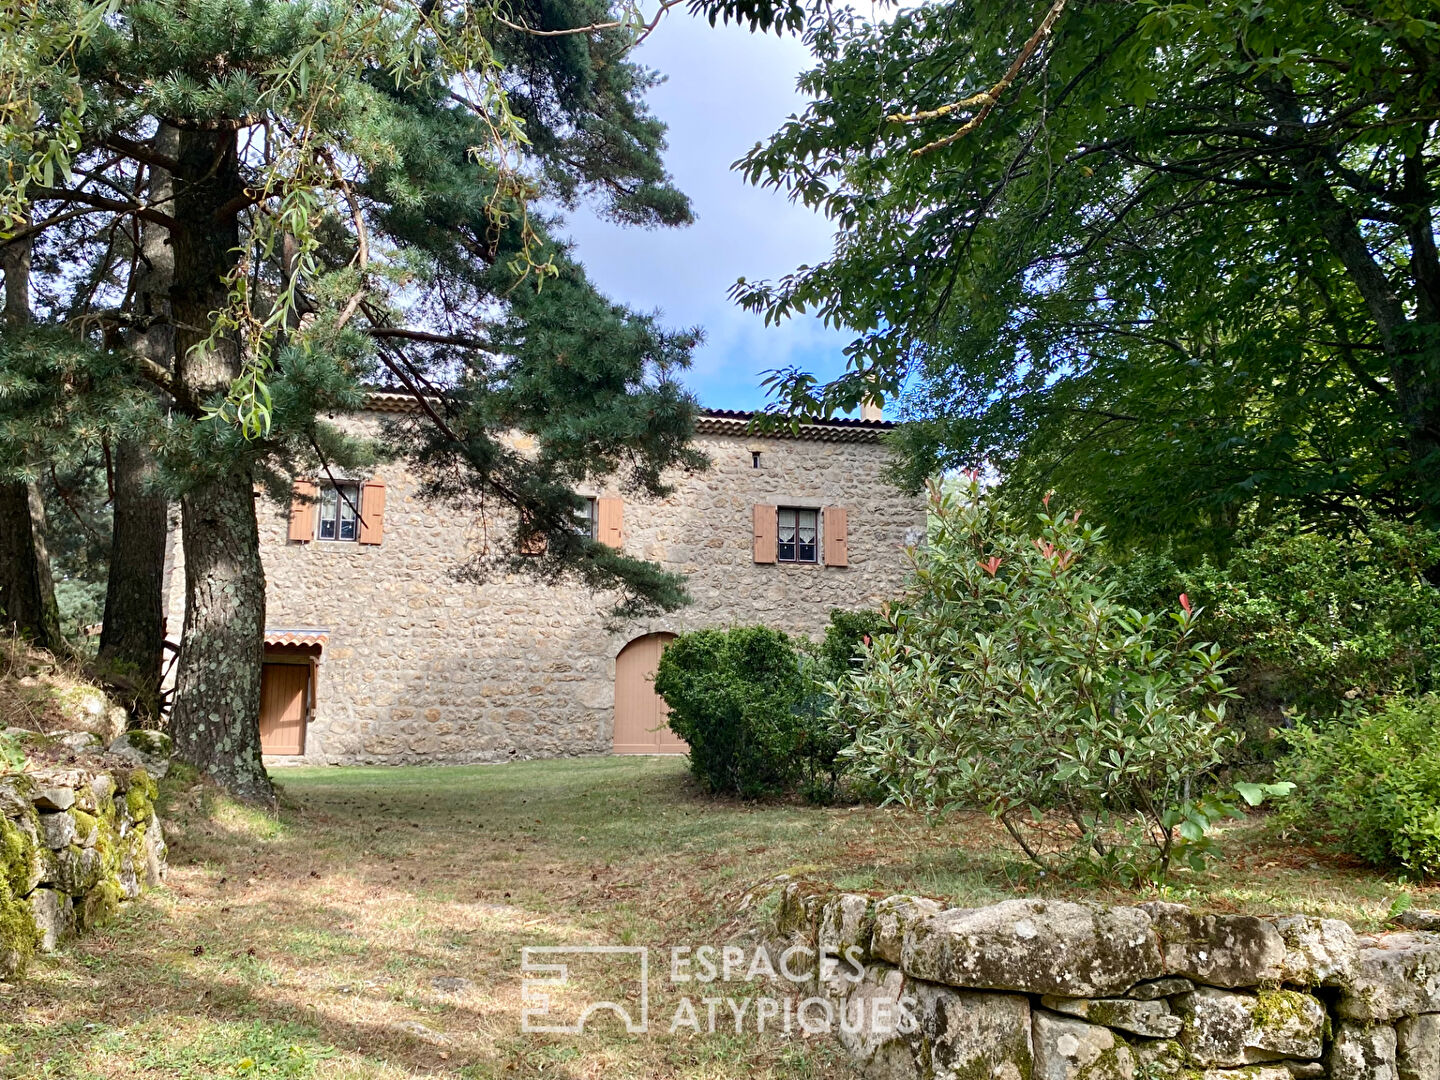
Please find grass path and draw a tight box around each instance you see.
[0,757,1423,1078]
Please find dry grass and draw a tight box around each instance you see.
[0,756,1427,1079]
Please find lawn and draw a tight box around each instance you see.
[0,756,1425,1079]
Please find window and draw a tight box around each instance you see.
[581,497,598,539]
[751,451,762,468]
[317,481,360,541]
[777,507,819,563]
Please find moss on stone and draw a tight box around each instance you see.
[125,768,157,822]
[1250,987,1319,1034]
[78,876,121,930]
[0,815,36,898]
[0,875,39,978]
[124,730,171,757]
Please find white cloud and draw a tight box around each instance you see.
[561,13,854,411]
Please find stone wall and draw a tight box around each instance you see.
[0,763,167,979]
[164,411,927,765]
[764,882,1440,1080]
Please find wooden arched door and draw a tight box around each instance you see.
[612,633,688,754]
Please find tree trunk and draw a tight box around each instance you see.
[98,439,169,720]
[98,124,176,722]
[165,127,274,804]
[0,228,65,652]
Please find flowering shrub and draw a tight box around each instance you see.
[833,476,1286,882]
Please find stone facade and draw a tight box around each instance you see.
[163,405,926,765]
[758,883,1440,1080]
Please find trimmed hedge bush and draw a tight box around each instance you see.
[654,626,808,798]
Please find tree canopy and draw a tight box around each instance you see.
[0,0,721,797]
[735,0,1440,550]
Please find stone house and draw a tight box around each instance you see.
[163,394,926,765]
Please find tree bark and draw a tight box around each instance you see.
[165,127,274,805]
[98,439,169,719]
[98,124,176,722]
[0,227,65,652]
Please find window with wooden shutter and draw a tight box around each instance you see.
[823,506,848,567]
[752,504,777,564]
[288,480,317,543]
[597,497,624,549]
[358,481,385,545]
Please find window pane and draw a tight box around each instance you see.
[338,485,357,540]
[588,498,598,539]
[797,509,818,562]
[319,486,337,539]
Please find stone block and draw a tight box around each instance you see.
[870,895,942,966]
[902,900,1162,998]
[1398,1014,1440,1080]
[914,983,1032,1080]
[1329,1020,1399,1080]
[144,813,167,887]
[27,887,75,952]
[0,774,34,818]
[1126,976,1195,1000]
[1032,1010,1136,1080]
[1039,995,1181,1038]
[1270,914,1359,986]
[38,811,77,850]
[819,893,874,959]
[1337,934,1440,1021]
[1175,987,1325,1067]
[43,844,103,895]
[1396,911,1440,932]
[31,785,74,812]
[1139,902,1285,988]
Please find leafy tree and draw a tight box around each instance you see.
[735,0,1440,547]
[1,0,709,801]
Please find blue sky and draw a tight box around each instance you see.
[561,14,854,413]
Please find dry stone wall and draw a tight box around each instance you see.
[0,763,167,979]
[764,883,1440,1080]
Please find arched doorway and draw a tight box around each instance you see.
[612,633,688,754]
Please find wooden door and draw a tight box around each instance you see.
[613,633,687,755]
[259,662,309,756]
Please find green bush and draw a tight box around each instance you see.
[1113,517,1440,736]
[655,626,811,798]
[833,475,1286,882]
[1277,695,1440,877]
[655,614,882,801]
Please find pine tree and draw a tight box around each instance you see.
[2,0,709,801]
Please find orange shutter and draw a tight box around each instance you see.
[358,481,385,545]
[288,480,317,543]
[752,504,777,564]
[597,497,624,549]
[823,506,849,567]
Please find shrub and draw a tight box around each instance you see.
[655,627,811,798]
[1113,517,1440,735]
[1277,695,1440,877]
[833,475,1286,882]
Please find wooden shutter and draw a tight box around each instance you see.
[288,480,316,543]
[823,505,849,567]
[597,497,624,549]
[358,481,385,545]
[752,504,777,564]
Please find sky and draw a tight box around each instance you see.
[560,13,855,414]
